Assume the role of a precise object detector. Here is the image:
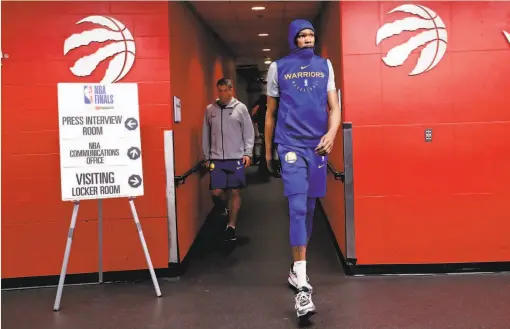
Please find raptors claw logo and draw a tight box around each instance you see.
[63,16,136,84]
[376,4,447,76]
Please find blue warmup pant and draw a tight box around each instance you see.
[288,195,317,246]
[277,144,327,247]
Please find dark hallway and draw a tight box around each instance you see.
[2,169,510,329]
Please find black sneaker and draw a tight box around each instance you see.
[224,226,236,242]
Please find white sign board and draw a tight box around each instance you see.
[57,83,144,201]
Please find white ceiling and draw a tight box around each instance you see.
[190,1,324,72]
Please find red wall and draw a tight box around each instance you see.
[341,1,510,265]
[1,1,172,278]
[6,1,508,281]
[316,2,347,256]
[1,1,238,280]
[169,3,237,260]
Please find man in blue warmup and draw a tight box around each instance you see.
[264,19,341,318]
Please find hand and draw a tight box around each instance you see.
[315,132,335,155]
[242,156,252,168]
[266,153,274,173]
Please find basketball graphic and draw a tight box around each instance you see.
[63,16,136,83]
[285,152,297,164]
[376,4,447,76]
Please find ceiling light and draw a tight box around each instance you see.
[251,6,265,11]
[258,33,269,37]
[264,59,272,64]
[263,48,270,51]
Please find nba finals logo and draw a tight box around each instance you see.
[83,85,115,110]
[64,16,136,83]
[375,4,447,76]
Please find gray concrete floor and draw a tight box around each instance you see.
[2,168,510,329]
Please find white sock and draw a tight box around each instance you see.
[293,260,307,288]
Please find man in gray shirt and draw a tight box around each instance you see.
[202,78,255,243]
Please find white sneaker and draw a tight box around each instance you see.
[295,286,316,318]
[288,264,313,292]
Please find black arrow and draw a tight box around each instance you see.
[127,147,141,160]
[125,117,139,131]
[128,174,142,188]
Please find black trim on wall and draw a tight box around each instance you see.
[2,250,202,290]
[2,206,222,290]
[317,200,510,276]
[349,262,510,276]
[1,268,176,290]
[5,202,510,290]
[316,201,352,275]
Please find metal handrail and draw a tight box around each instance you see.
[174,160,206,187]
[327,163,345,182]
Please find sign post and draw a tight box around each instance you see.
[98,199,103,284]
[53,83,161,311]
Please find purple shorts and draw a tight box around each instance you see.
[209,159,246,190]
[277,144,327,197]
